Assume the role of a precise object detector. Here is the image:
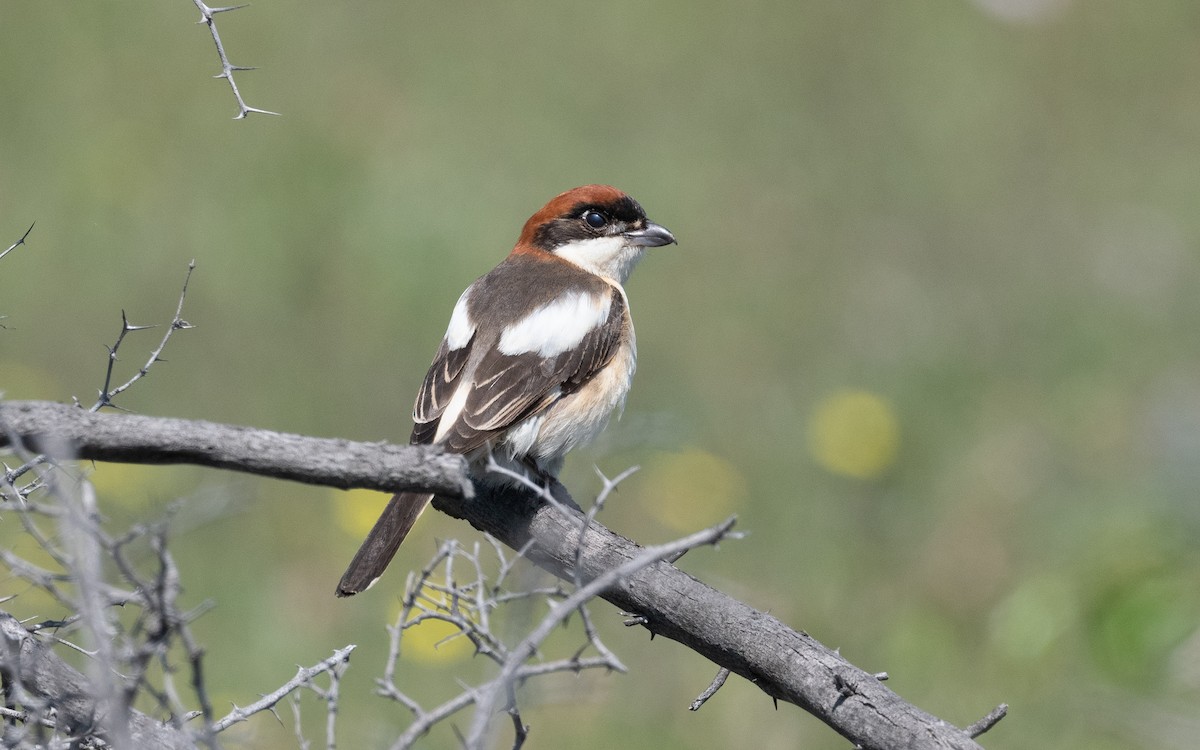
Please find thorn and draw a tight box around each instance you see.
[18,221,35,244]
[0,221,34,260]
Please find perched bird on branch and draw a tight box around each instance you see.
[337,185,676,597]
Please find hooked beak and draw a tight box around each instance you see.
[625,222,677,248]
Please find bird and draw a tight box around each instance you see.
[336,185,676,597]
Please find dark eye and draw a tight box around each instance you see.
[583,210,608,229]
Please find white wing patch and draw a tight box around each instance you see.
[433,381,472,443]
[444,288,475,350]
[498,291,612,357]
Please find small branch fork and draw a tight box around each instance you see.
[94,260,196,412]
[2,262,197,496]
[189,1,279,119]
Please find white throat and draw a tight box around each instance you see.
[554,236,646,285]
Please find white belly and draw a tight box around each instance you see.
[499,337,636,473]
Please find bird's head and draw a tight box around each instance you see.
[515,185,676,284]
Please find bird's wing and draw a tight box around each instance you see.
[410,333,474,445]
[412,285,627,455]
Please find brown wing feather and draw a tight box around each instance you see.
[437,288,627,455]
[410,333,474,445]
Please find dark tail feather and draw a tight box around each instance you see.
[336,492,432,597]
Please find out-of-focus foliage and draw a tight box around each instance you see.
[2,0,1198,747]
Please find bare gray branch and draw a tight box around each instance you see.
[435,484,989,750]
[0,403,992,749]
[0,400,474,499]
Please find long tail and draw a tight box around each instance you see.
[335,492,432,597]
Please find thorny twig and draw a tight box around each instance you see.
[379,505,688,750]
[1,259,325,749]
[481,460,636,672]
[189,1,279,119]
[463,517,739,748]
[575,465,640,587]
[0,222,34,263]
[212,646,356,733]
[2,262,196,497]
[1,405,218,749]
[0,222,35,329]
[386,460,740,749]
[93,260,196,412]
[1,453,355,749]
[0,470,204,748]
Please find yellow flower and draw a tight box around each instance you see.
[390,594,474,664]
[333,488,391,537]
[807,390,899,479]
[642,449,745,532]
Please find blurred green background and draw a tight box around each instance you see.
[3,1,1199,747]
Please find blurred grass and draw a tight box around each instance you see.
[2,0,1200,747]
